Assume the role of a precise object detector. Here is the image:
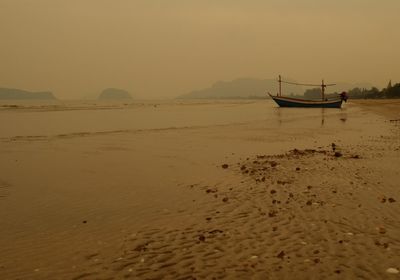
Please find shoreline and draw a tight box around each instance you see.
[350,99,400,119]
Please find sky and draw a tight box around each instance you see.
[0,0,399,99]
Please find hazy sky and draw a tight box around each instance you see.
[0,0,399,99]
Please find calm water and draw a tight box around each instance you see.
[0,99,353,138]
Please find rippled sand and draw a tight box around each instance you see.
[0,100,399,279]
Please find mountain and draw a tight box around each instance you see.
[177,78,304,99]
[328,82,375,93]
[178,78,376,99]
[0,88,56,100]
[98,88,132,100]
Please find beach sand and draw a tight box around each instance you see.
[0,99,399,279]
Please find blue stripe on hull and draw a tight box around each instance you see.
[272,97,342,108]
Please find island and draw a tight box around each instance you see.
[98,88,132,100]
[0,88,56,100]
[177,78,300,99]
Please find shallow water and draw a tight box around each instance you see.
[1,99,354,138]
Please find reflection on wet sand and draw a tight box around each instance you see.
[273,106,348,128]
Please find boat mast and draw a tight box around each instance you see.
[278,75,282,96]
[278,77,336,100]
[321,79,326,101]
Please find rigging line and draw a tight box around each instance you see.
[280,80,336,87]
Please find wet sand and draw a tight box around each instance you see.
[0,99,399,279]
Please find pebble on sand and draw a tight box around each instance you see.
[277,251,285,259]
[268,210,277,217]
[222,164,229,169]
[334,152,343,157]
[377,226,386,234]
[270,161,278,167]
[206,188,217,194]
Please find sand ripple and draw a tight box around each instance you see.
[69,139,400,279]
[0,180,11,199]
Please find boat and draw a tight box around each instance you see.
[268,75,347,108]
[268,93,343,108]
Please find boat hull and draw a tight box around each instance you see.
[269,94,343,108]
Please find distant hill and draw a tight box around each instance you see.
[178,78,375,99]
[98,88,132,100]
[304,82,376,99]
[328,82,375,93]
[0,88,56,100]
[178,78,304,99]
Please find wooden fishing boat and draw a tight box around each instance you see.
[269,75,346,108]
[268,93,343,108]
